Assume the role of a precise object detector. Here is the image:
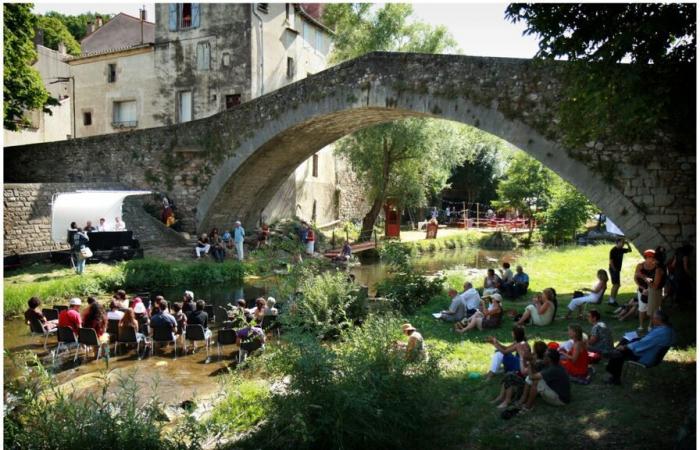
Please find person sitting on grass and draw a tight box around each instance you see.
[498,262,514,289]
[518,348,571,412]
[492,341,547,410]
[25,296,58,331]
[503,265,529,298]
[605,310,675,385]
[586,309,614,359]
[614,297,639,321]
[459,281,482,319]
[440,288,466,322]
[195,233,210,259]
[400,323,425,362]
[565,269,609,320]
[516,291,555,327]
[483,269,501,296]
[558,324,590,378]
[485,325,531,380]
[455,293,503,333]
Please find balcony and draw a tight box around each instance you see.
[111,120,138,129]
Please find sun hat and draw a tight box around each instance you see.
[643,249,656,257]
[401,323,416,332]
[69,297,82,306]
[490,293,503,303]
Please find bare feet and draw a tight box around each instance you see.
[497,401,510,409]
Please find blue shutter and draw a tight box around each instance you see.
[192,4,201,28]
[168,4,178,31]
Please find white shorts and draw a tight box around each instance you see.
[536,379,566,406]
[637,292,648,313]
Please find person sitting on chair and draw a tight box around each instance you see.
[265,297,278,316]
[118,308,146,343]
[25,296,58,331]
[107,300,125,321]
[149,301,177,339]
[605,309,675,385]
[182,291,196,316]
[58,298,83,335]
[83,301,110,345]
[565,269,608,319]
[250,297,267,323]
[188,300,212,340]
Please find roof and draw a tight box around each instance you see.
[80,13,155,56]
[295,4,334,35]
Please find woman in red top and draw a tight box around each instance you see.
[83,302,110,344]
[305,227,315,255]
[560,324,589,377]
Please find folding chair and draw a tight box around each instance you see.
[216,329,236,360]
[150,326,177,359]
[107,319,120,344]
[53,305,68,313]
[28,318,56,351]
[185,324,211,359]
[115,327,147,359]
[74,328,109,362]
[622,346,671,384]
[260,315,281,337]
[52,326,78,365]
[136,313,150,336]
[42,308,59,321]
[204,304,215,319]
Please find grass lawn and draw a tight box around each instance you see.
[410,244,695,449]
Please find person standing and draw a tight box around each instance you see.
[305,226,315,255]
[72,228,90,275]
[233,221,246,260]
[634,249,658,332]
[607,238,632,306]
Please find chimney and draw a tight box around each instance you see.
[57,42,67,55]
[86,21,95,34]
[96,15,103,28]
[140,8,147,21]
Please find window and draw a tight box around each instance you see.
[83,112,92,126]
[107,64,116,83]
[112,101,137,127]
[225,94,241,110]
[180,3,192,28]
[257,3,269,14]
[169,4,200,30]
[315,29,323,52]
[196,41,210,70]
[222,52,231,67]
[287,57,295,79]
[179,91,192,123]
[302,22,311,48]
[312,154,319,177]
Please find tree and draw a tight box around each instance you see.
[323,4,460,240]
[36,15,81,56]
[44,11,113,44]
[493,151,552,239]
[4,3,58,130]
[505,3,696,150]
[538,179,593,245]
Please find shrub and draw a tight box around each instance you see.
[121,258,245,289]
[375,272,445,314]
[231,316,454,450]
[379,240,413,271]
[209,378,270,434]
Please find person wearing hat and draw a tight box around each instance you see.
[634,249,659,332]
[58,298,83,335]
[400,323,425,362]
[455,293,503,333]
[233,221,246,260]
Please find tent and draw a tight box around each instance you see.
[51,190,151,243]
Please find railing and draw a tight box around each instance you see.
[111,120,138,128]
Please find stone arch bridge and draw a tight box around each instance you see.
[5,52,695,253]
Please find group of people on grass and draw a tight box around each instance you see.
[25,289,278,359]
[195,221,249,261]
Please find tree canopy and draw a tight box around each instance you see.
[36,15,81,56]
[3,3,58,130]
[506,3,696,150]
[44,11,113,44]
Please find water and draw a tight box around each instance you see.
[4,247,519,403]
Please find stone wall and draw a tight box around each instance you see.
[4,183,126,256]
[336,155,370,222]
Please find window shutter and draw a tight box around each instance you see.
[192,4,201,28]
[168,4,178,31]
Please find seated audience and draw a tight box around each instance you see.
[172,302,188,337]
[461,281,482,318]
[485,325,531,380]
[439,288,466,322]
[265,297,278,316]
[107,301,125,321]
[114,290,128,308]
[517,291,555,327]
[483,269,501,296]
[503,265,529,298]
[195,233,211,259]
[209,229,225,263]
[559,324,589,378]
[149,301,177,339]
[492,341,547,409]
[250,297,267,323]
[614,297,639,321]
[565,269,609,319]
[188,300,212,340]
[97,218,108,232]
[25,296,58,331]
[400,323,425,362]
[129,296,147,315]
[81,296,97,323]
[605,310,675,385]
[518,349,571,411]
[182,291,196,316]
[118,308,146,342]
[84,220,96,232]
[498,262,514,289]
[455,293,503,333]
[83,301,110,345]
[586,309,614,358]
[58,298,83,335]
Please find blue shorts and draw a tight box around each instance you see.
[609,266,621,285]
[503,353,521,373]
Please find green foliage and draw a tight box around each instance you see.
[494,150,552,221]
[379,240,413,271]
[376,272,445,314]
[44,11,114,43]
[4,354,209,450]
[233,316,453,450]
[36,15,81,56]
[4,3,58,130]
[121,258,246,289]
[209,378,270,434]
[445,137,510,205]
[506,3,696,150]
[283,271,366,339]
[538,179,593,245]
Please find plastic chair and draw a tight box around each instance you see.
[42,308,59,321]
[52,326,78,365]
[622,346,671,383]
[53,305,68,312]
[28,318,56,350]
[204,304,215,318]
[184,324,210,358]
[216,329,236,360]
[150,326,177,359]
[74,328,108,362]
[115,327,146,359]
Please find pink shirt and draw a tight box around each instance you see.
[58,309,82,334]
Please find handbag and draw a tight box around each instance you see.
[80,246,93,259]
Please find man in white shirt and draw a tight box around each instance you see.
[440,288,466,322]
[461,281,482,318]
[96,217,109,231]
[114,217,126,231]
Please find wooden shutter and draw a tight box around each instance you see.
[168,4,178,31]
[192,4,201,28]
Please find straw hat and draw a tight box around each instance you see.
[401,323,416,332]
[488,293,503,303]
